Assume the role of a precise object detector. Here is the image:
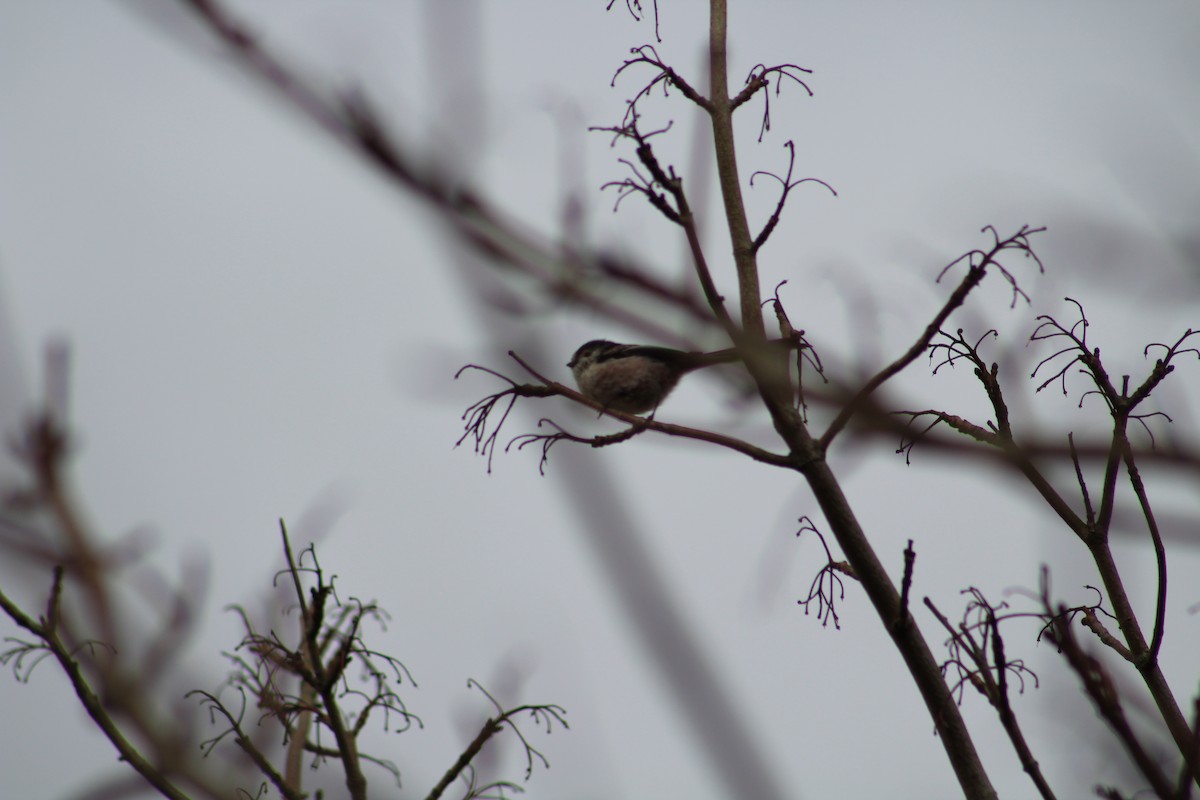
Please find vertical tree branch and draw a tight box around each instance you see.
[279,527,369,800]
[802,463,998,800]
[705,4,997,797]
[1118,444,1167,666]
[707,0,762,338]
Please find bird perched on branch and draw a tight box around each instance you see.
[567,339,793,414]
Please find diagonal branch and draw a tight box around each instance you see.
[1046,605,1177,798]
[0,571,197,800]
[612,44,712,118]
[749,140,836,255]
[821,225,1044,449]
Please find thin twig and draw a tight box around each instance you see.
[822,226,1044,449]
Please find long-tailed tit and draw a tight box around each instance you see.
[567,339,788,414]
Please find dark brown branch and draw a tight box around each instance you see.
[593,116,738,335]
[896,540,916,629]
[1068,433,1097,527]
[925,593,1056,800]
[765,283,827,418]
[1028,302,1198,762]
[612,44,712,117]
[1119,443,1168,667]
[748,140,837,254]
[1047,607,1176,798]
[896,409,1002,454]
[509,352,797,465]
[425,681,567,800]
[1079,607,1134,663]
[704,5,995,795]
[732,63,815,142]
[510,417,651,475]
[821,226,1045,449]
[894,326,1095,542]
[278,530,366,800]
[864,403,1200,475]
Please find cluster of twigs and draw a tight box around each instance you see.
[191,526,568,800]
[189,527,418,800]
[793,517,856,629]
[0,354,567,800]
[899,296,1200,796]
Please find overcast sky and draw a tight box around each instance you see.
[1,2,1198,798]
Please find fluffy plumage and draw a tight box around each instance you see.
[566,340,742,413]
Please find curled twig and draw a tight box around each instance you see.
[732,63,815,142]
[1030,298,1107,404]
[605,0,662,42]
[926,589,1041,707]
[937,224,1045,310]
[749,141,836,254]
[924,589,1057,799]
[425,681,568,800]
[795,517,857,629]
[611,44,710,121]
[765,281,826,417]
[455,364,561,473]
[198,530,424,800]
[510,417,651,475]
[928,328,999,376]
[1032,302,1196,450]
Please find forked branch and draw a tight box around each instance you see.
[425,680,567,800]
[925,590,1055,800]
[1045,603,1178,797]
[456,352,797,473]
[821,225,1045,448]
[749,140,836,254]
[794,517,857,629]
[732,63,815,142]
[612,44,711,119]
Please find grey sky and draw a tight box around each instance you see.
[1,2,1198,798]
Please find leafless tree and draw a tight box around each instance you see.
[1,2,1197,799]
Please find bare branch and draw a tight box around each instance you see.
[456,352,798,473]
[1045,604,1176,798]
[924,591,1057,800]
[732,63,815,142]
[749,140,837,254]
[821,225,1045,448]
[611,45,711,119]
[795,517,857,629]
[604,0,662,42]
[425,680,567,800]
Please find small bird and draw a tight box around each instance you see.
[567,339,775,414]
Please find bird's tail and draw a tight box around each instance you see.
[691,337,797,368]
